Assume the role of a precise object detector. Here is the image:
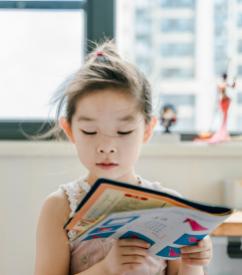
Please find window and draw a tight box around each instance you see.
[238,40,242,53]
[2,0,242,138]
[0,0,115,139]
[238,92,242,103]
[160,94,195,106]
[161,18,194,33]
[214,42,228,75]
[214,0,228,75]
[238,116,242,129]
[135,8,151,34]
[0,8,85,120]
[237,65,242,76]
[238,13,242,27]
[160,68,194,79]
[160,43,194,57]
[160,0,195,8]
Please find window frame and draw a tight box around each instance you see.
[0,0,115,140]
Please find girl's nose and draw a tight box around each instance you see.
[97,143,117,154]
[97,148,117,154]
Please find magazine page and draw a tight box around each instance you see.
[65,182,188,232]
[75,206,231,260]
[65,178,232,236]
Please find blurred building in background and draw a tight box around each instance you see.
[117,0,242,132]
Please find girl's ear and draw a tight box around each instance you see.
[59,117,75,143]
[143,116,158,143]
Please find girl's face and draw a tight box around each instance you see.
[61,89,156,184]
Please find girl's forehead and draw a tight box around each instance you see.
[75,107,142,125]
[74,90,141,121]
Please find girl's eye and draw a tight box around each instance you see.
[81,130,97,135]
[117,130,133,135]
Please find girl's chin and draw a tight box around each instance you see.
[87,167,135,183]
[87,171,120,181]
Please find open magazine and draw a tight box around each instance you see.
[64,178,233,260]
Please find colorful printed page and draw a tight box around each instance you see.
[64,178,233,239]
[75,207,231,260]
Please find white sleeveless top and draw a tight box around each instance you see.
[60,176,181,275]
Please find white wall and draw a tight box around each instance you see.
[1,141,242,275]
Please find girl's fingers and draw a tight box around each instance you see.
[120,254,148,264]
[181,236,211,253]
[181,241,211,254]
[181,258,211,266]
[121,246,149,257]
[118,239,150,249]
[181,246,207,254]
[181,250,211,259]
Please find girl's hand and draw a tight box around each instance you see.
[100,238,150,275]
[180,235,213,267]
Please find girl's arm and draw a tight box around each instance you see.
[73,260,108,275]
[34,190,71,275]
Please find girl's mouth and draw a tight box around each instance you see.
[96,163,119,170]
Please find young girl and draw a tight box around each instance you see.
[34,41,212,275]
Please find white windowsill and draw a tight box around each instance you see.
[1,140,242,157]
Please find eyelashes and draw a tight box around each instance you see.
[81,130,96,135]
[117,130,134,135]
[80,130,134,136]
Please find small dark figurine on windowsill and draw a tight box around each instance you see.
[160,104,177,133]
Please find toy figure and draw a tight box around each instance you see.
[160,104,177,133]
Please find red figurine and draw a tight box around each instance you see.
[195,73,236,144]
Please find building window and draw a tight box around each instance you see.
[237,116,242,129]
[161,18,194,33]
[238,40,242,53]
[160,0,195,8]
[237,65,242,76]
[161,68,194,79]
[214,0,228,75]
[160,43,194,57]
[238,13,242,27]
[237,92,242,104]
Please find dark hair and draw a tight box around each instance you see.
[36,40,153,140]
[222,73,228,80]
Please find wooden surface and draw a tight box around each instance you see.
[212,211,242,236]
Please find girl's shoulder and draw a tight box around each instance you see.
[140,177,182,198]
[40,176,88,226]
[58,176,90,219]
[41,187,71,226]
[35,187,72,274]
